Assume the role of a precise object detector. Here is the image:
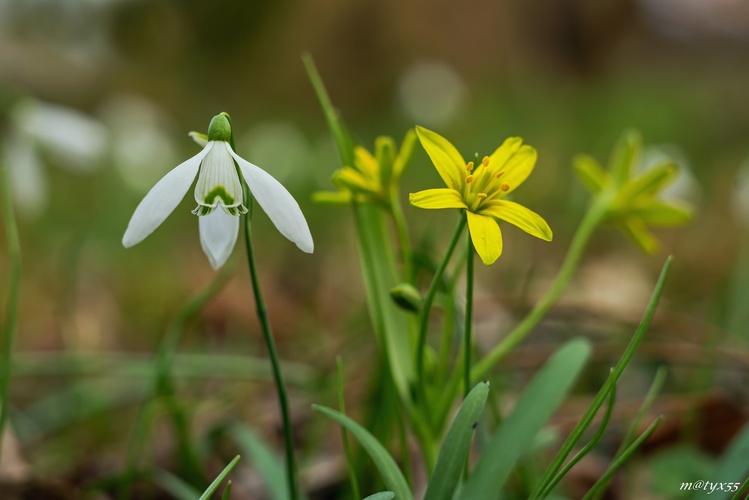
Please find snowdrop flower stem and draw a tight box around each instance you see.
[0,161,21,455]
[241,184,300,500]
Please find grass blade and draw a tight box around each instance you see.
[229,423,288,500]
[532,256,673,498]
[364,493,395,500]
[153,469,202,500]
[692,419,749,500]
[459,338,592,500]
[199,455,240,500]
[582,416,663,500]
[424,381,490,500]
[313,405,413,500]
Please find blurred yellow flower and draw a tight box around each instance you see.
[410,126,552,265]
[574,130,692,254]
[313,131,416,207]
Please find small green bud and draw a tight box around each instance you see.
[207,112,232,142]
[390,283,422,313]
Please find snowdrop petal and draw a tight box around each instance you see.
[228,144,314,253]
[122,142,213,247]
[199,207,239,269]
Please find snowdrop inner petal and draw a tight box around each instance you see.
[194,141,245,215]
[122,142,214,248]
[228,145,314,253]
[199,206,239,269]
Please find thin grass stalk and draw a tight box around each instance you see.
[0,161,21,458]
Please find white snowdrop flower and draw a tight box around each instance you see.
[122,113,314,269]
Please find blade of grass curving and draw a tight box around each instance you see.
[582,416,662,500]
[221,481,232,500]
[313,405,413,500]
[364,493,395,500]
[615,365,667,458]
[424,381,489,500]
[302,52,355,167]
[153,469,202,500]
[732,476,749,500]
[542,375,617,496]
[199,455,240,500]
[692,419,749,500]
[229,423,288,500]
[459,338,592,500]
[0,160,21,458]
[531,256,673,499]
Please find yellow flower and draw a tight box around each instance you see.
[313,131,416,207]
[409,126,552,265]
[574,130,692,254]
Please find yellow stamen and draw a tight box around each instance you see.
[496,171,504,178]
[465,175,474,184]
[466,161,474,172]
[477,193,487,199]
[481,156,490,167]
[500,182,510,192]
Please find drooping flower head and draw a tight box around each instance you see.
[409,126,552,265]
[122,112,313,268]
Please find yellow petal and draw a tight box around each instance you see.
[415,126,466,191]
[630,200,692,226]
[409,188,467,209]
[618,217,659,254]
[573,154,608,194]
[332,167,378,194]
[488,136,523,170]
[480,200,552,241]
[496,145,537,195]
[392,129,417,180]
[312,190,352,205]
[618,162,677,204]
[353,146,379,177]
[467,211,503,265]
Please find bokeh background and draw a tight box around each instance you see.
[1,0,749,498]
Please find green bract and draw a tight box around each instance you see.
[574,130,693,253]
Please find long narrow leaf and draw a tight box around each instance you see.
[460,338,592,500]
[364,493,396,500]
[199,455,240,500]
[424,381,490,500]
[532,256,673,498]
[313,405,413,500]
[230,424,288,500]
[153,470,202,500]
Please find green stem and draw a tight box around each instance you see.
[471,199,608,382]
[243,199,300,500]
[416,216,466,393]
[390,189,413,281]
[0,161,21,459]
[463,234,474,399]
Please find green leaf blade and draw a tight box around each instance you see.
[460,338,592,500]
[424,381,490,500]
[313,405,413,500]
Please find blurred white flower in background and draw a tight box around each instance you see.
[638,144,701,205]
[397,59,469,128]
[2,98,109,217]
[99,94,178,194]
